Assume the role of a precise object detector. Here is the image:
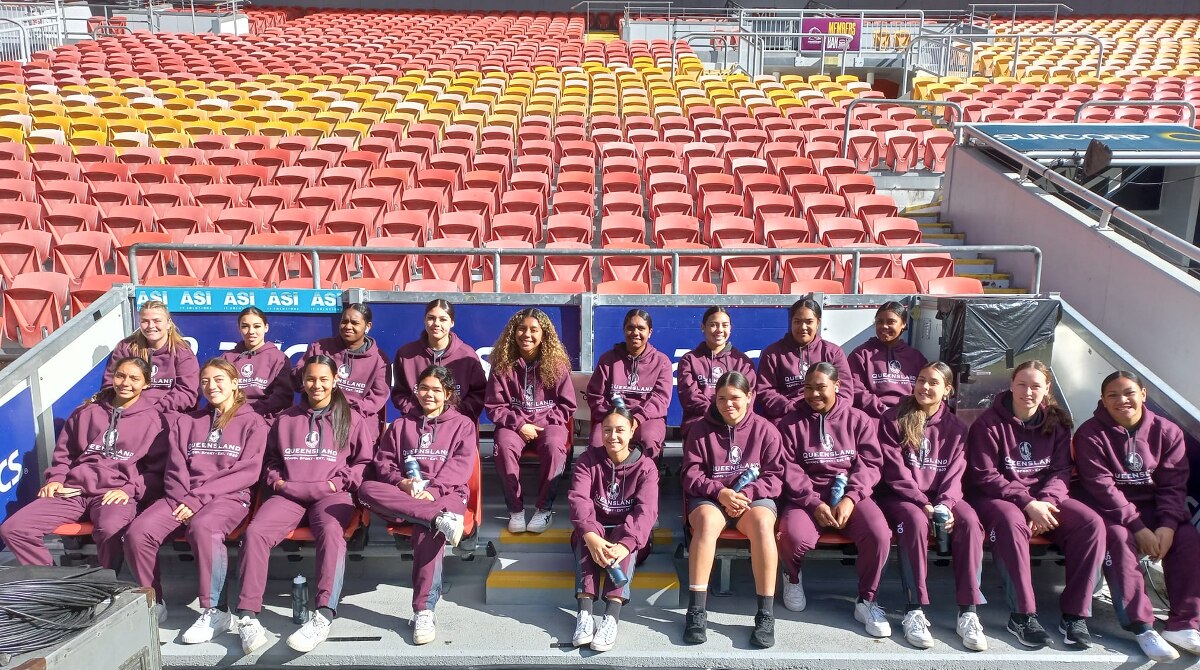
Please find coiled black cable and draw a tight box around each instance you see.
[0,566,135,659]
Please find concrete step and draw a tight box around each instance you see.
[497,527,679,554]
[953,257,995,274]
[917,222,953,234]
[962,272,1013,288]
[986,287,1031,294]
[922,232,965,246]
[485,552,680,607]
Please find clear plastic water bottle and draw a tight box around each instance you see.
[731,464,760,493]
[829,473,849,507]
[404,455,426,494]
[291,575,309,624]
[611,391,627,410]
[606,560,630,587]
[932,504,951,554]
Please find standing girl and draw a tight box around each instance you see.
[681,371,783,649]
[104,299,199,414]
[359,365,478,647]
[676,307,757,438]
[1074,371,1200,661]
[299,303,390,441]
[0,357,168,570]
[486,308,577,535]
[849,302,928,420]
[391,299,487,423]
[756,298,852,420]
[567,406,660,652]
[777,363,892,639]
[877,362,987,651]
[233,355,374,655]
[221,307,294,419]
[124,358,268,636]
[967,360,1104,649]
[585,309,673,462]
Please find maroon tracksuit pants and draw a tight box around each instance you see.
[878,497,986,607]
[357,480,467,613]
[124,497,250,608]
[236,491,355,613]
[493,425,570,514]
[0,494,136,569]
[571,528,644,602]
[589,418,665,462]
[1104,510,1200,632]
[778,497,891,601]
[974,497,1103,617]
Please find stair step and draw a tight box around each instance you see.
[923,232,965,246]
[985,287,1030,294]
[962,272,1012,288]
[918,222,953,233]
[486,552,680,607]
[953,257,995,273]
[497,527,678,554]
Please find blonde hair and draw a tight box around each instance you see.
[489,308,571,388]
[130,300,188,360]
[200,358,248,430]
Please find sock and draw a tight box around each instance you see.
[577,595,594,616]
[958,605,977,616]
[757,595,774,613]
[688,589,707,611]
[906,603,921,613]
[857,597,867,605]
[1129,622,1151,635]
[318,606,334,620]
[1063,614,1083,623]
[236,609,256,620]
[605,599,623,622]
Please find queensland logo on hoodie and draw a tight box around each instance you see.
[611,369,653,396]
[905,437,950,471]
[241,363,254,378]
[148,364,173,389]
[695,364,725,388]
[334,362,368,395]
[188,426,243,459]
[872,359,917,388]
[1004,441,1051,473]
[803,432,856,465]
[1116,450,1152,485]
[285,431,337,461]
[728,444,742,465]
[84,442,135,461]
[598,475,633,512]
[236,361,271,390]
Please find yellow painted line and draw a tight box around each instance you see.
[985,288,1028,294]
[488,570,679,590]
[953,259,993,265]
[962,273,1009,280]
[499,527,677,545]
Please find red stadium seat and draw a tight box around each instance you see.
[928,276,985,295]
[3,271,69,346]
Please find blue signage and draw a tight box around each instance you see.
[0,387,40,538]
[976,124,1200,154]
[134,287,344,313]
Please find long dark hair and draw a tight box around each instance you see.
[896,362,953,451]
[1012,360,1072,435]
[1101,370,1143,394]
[714,370,753,395]
[302,354,352,451]
[90,356,152,406]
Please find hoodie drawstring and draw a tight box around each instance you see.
[102,406,124,455]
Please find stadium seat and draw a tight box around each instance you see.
[860,277,919,295]
[3,271,70,346]
[70,274,129,314]
[928,276,986,295]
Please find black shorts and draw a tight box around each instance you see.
[688,498,778,527]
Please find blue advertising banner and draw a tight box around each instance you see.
[134,287,343,313]
[0,386,41,539]
[975,124,1200,155]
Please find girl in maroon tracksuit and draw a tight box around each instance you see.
[124,358,268,637]
[221,307,294,419]
[1074,371,1200,661]
[391,299,487,423]
[877,362,987,651]
[359,365,477,647]
[485,308,577,535]
[104,299,199,414]
[568,406,660,653]
[756,298,852,420]
[585,309,673,462]
[967,360,1103,649]
[776,362,892,639]
[298,303,390,441]
[681,371,783,649]
[1,357,168,569]
[676,306,757,438]
[849,301,928,420]
[234,355,374,656]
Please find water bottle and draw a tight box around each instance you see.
[932,504,951,554]
[829,473,848,507]
[731,464,760,493]
[606,560,630,588]
[404,455,426,494]
[291,575,309,624]
[611,391,627,410]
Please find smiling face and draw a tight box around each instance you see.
[303,362,336,409]
[714,384,751,426]
[200,365,237,410]
[111,361,148,406]
[515,316,543,360]
[601,412,634,463]
[1010,368,1050,419]
[913,366,950,413]
[624,315,651,355]
[239,313,268,351]
[139,307,171,349]
[339,308,369,348]
[703,311,731,352]
[803,370,838,414]
[874,309,906,346]
[790,307,820,346]
[1101,376,1146,428]
[424,306,453,347]
[416,374,448,415]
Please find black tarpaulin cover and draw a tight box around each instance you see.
[939,298,1062,375]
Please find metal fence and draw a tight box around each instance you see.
[0,1,62,61]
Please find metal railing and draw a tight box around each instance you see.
[1073,100,1198,128]
[0,1,62,61]
[966,3,1072,32]
[671,29,854,78]
[126,242,1044,296]
[840,99,964,158]
[901,32,1104,94]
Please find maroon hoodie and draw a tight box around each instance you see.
[485,357,577,429]
[681,406,784,504]
[849,338,928,420]
[878,403,968,509]
[299,337,390,418]
[263,402,374,503]
[569,446,660,552]
[585,342,673,425]
[46,395,168,498]
[391,332,487,422]
[777,397,881,511]
[756,333,853,419]
[372,405,478,501]
[966,391,1072,508]
[677,342,758,435]
[104,339,200,413]
[163,403,269,513]
[221,342,295,419]
[1074,403,1191,532]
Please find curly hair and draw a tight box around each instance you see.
[490,308,571,388]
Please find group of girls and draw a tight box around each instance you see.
[1,297,1197,661]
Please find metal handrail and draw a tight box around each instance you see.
[1073,100,1198,128]
[901,32,1103,94]
[127,242,1043,296]
[840,98,964,158]
[960,125,1200,266]
[670,29,852,78]
[0,16,29,62]
[966,3,1072,32]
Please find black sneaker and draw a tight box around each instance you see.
[750,611,775,649]
[1059,618,1093,649]
[683,608,707,644]
[1008,613,1050,648]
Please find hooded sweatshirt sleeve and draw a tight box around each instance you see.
[179,416,269,513]
[371,422,405,487]
[676,353,711,420]
[755,343,793,419]
[612,462,660,553]
[845,411,882,503]
[585,354,613,419]
[256,356,295,418]
[157,346,200,413]
[135,416,171,499]
[484,372,522,430]
[330,416,374,492]
[967,415,1034,507]
[44,408,84,484]
[933,430,967,509]
[357,349,392,417]
[426,420,477,499]
[1031,428,1072,505]
[878,418,930,507]
[633,350,673,423]
[850,345,889,419]
[458,356,488,422]
[549,370,578,427]
[1075,427,1146,531]
[1153,421,1191,529]
[568,455,605,538]
[681,424,724,501]
[390,347,417,415]
[263,419,286,489]
[740,420,784,501]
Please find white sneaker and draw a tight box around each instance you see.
[1137,629,1181,662]
[571,610,595,647]
[508,511,527,533]
[956,612,988,651]
[154,601,167,626]
[412,610,436,645]
[285,610,331,653]
[590,614,618,652]
[1162,628,1200,655]
[237,615,269,655]
[181,607,233,644]
[781,571,806,612]
[434,511,465,547]
[527,509,553,533]
[854,600,892,638]
[902,609,935,649]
